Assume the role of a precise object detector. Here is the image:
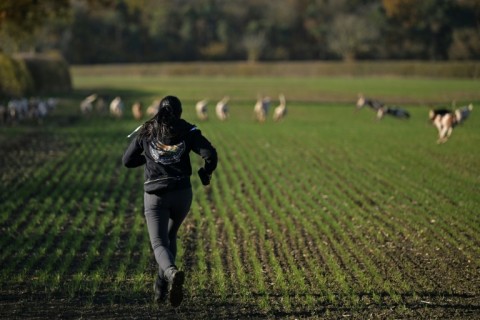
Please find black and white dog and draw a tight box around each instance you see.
[356,94,410,120]
[384,106,410,119]
[429,104,473,143]
[455,103,474,124]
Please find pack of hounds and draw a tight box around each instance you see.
[80,93,288,124]
[194,94,287,123]
[78,93,474,144]
[356,94,474,144]
[0,97,58,124]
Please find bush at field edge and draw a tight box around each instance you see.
[0,53,34,99]
[0,52,72,99]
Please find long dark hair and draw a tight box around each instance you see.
[139,95,182,141]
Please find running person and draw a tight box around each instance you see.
[122,95,217,307]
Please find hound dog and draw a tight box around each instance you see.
[195,99,208,121]
[429,104,473,143]
[273,94,287,122]
[131,101,143,120]
[356,94,384,119]
[215,96,229,121]
[455,103,473,124]
[384,106,410,119]
[356,94,410,120]
[254,95,271,122]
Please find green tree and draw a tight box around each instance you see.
[328,13,378,61]
[0,0,70,53]
[5,0,476,63]
[243,31,266,63]
[382,0,456,60]
[448,0,480,59]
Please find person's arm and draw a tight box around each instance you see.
[191,130,218,174]
[122,136,146,168]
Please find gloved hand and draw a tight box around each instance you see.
[198,167,212,186]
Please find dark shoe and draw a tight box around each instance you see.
[166,269,185,307]
[153,274,168,303]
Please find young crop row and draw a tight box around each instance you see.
[0,121,154,304]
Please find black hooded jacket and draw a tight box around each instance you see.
[122,119,217,194]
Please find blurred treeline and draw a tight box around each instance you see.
[1,0,480,64]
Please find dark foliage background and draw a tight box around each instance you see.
[1,0,479,63]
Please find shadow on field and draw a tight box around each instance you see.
[1,290,479,319]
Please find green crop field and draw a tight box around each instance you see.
[1,72,479,319]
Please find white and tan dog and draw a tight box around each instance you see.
[215,96,229,121]
[109,96,124,118]
[429,104,473,143]
[146,99,160,117]
[253,95,271,122]
[195,99,208,121]
[131,101,143,120]
[273,94,287,122]
[80,94,97,115]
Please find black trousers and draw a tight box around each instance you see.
[144,188,193,277]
